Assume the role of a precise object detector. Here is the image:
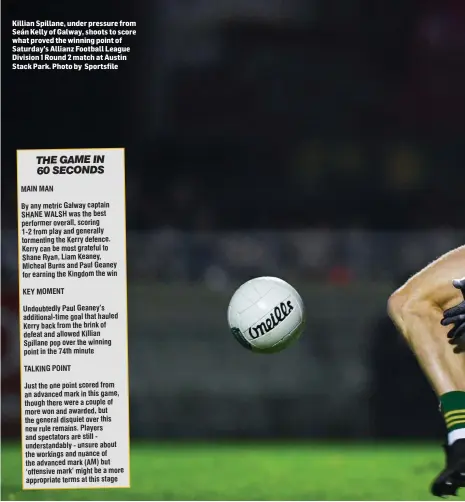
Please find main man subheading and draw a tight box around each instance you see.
[388,246,465,497]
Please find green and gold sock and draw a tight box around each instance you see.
[440,391,465,444]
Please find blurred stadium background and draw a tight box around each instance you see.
[2,0,465,499]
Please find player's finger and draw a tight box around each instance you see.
[443,300,465,316]
[449,323,465,342]
[453,279,465,301]
[447,325,465,347]
[441,313,465,326]
[455,324,465,341]
[441,302,465,320]
[447,321,465,338]
[453,278,465,290]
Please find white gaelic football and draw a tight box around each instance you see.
[227,277,305,353]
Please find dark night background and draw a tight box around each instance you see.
[3,0,465,232]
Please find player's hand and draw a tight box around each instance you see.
[441,278,465,345]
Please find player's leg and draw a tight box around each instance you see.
[388,246,465,395]
[387,246,465,496]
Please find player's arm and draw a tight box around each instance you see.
[387,246,465,395]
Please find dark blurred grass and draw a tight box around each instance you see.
[2,441,462,500]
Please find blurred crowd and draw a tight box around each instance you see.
[128,138,465,231]
[127,0,465,231]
